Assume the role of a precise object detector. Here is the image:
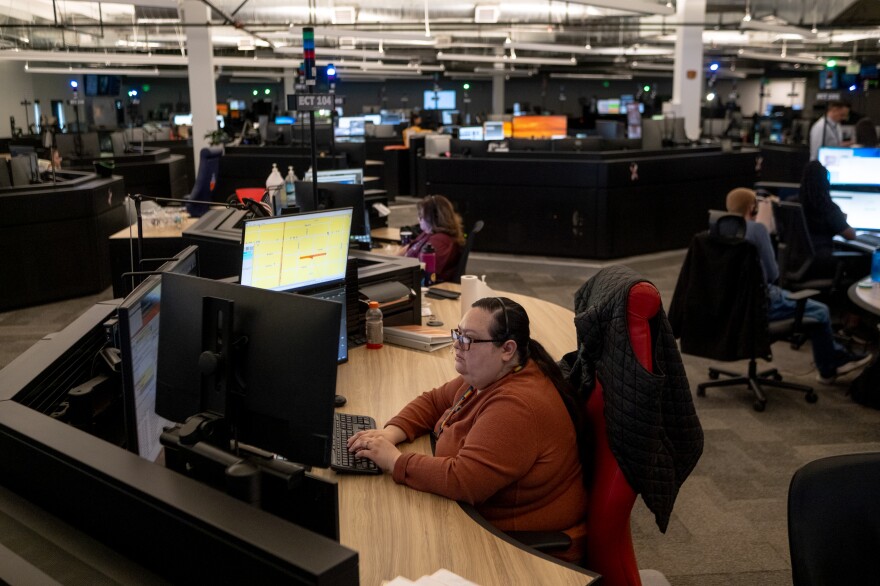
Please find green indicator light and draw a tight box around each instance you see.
[826,59,837,68]
[602,81,610,88]
[463,83,470,90]
[265,88,271,95]
[252,89,258,96]
[643,85,651,92]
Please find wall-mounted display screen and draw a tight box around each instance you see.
[423,90,456,110]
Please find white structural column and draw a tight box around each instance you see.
[491,48,505,115]
[671,0,706,140]
[283,68,296,113]
[181,0,217,174]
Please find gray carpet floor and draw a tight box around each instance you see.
[2,202,879,585]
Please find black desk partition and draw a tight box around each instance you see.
[0,301,359,584]
[0,173,128,311]
[421,147,759,259]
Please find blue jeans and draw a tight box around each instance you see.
[767,285,843,378]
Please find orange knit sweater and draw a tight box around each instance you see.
[387,361,588,561]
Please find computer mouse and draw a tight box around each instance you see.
[334,394,347,408]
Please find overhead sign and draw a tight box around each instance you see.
[295,93,334,111]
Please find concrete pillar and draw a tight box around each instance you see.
[181,0,217,174]
[283,68,296,114]
[491,47,505,115]
[671,0,706,140]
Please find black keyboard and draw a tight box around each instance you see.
[855,232,880,249]
[332,412,381,474]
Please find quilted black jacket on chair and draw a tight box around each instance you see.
[561,265,704,533]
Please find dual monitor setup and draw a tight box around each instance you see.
[115,205,361,542]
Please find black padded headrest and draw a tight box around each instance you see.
[708,210,746,239]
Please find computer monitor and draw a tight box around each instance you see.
[274,116,295,125]
[423,90,456,110]
[597,99,621,115]
[511,115,567,139]
[424,134,452,157]
[117,246,200,461]
[830,190,880,231]
[441,110,460,126]
[483,121,504,141]
[294,182,368,242]
[458,126,484,141]
[596,119,623,140]
[818,147,880,188]
[156,272,342,468]
[264,123,292,145]
[240,208,352,363]
[302,168,364,185]
[363,114,381,126]
[240,208,352,293]
[229,100,247,111]
[507,137,552,151]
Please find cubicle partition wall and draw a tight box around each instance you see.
[0,173,128,311]
[215,152,346,203]
[421,147,758,259]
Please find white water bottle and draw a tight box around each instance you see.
[365,301,384,349]
[266,163,284,214]
[284,166,296,207]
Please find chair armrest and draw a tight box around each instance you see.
[786,289,820,301]
[505,531,572,553]
[832,251,865,259]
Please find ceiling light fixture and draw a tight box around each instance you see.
[24,65,162,76]
[562,0,674,16]
[436,52,577,66]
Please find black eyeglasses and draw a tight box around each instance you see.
[450,329,504,351]
[452,298,511,351]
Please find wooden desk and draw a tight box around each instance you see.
[849,278,880,316]
[371,226,401,243]
[332,290,595,585]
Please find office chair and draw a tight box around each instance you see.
[669,213,818,412]
[110,131,127,156]
[511,274,682,586]
[788,452,880,586]
[772,200,861,297]
[450,220,484,284]
[185,147,224,217]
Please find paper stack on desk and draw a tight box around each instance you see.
[383,568,481,585]
[384,325,453,352]
[459,275,498,317]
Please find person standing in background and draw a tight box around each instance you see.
[809,100,852,161]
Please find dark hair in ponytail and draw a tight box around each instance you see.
[471,297,579,424]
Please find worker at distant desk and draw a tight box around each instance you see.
[809,100,852,161]
[402,112,424,148]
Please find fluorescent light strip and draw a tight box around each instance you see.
[550,73,634,80]
[741,20,817,39]
[562,0,675,15]
[736,50,824,65]
[274,46,417,60]
[336,62,445,72]
[24,65,162,76]
[289,27,436,46]
[436,52,576,66]
[507,41,672,57]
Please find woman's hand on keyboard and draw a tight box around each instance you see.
[348,428,403,472]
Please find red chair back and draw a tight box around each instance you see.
[583,281,661,586]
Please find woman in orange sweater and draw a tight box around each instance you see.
[348,297,588,563]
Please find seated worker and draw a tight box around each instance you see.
[402,112,424,148]
[348,297,589,563]
[726,188,870,383]
[798,160,856,258]
[399,194,464,282]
